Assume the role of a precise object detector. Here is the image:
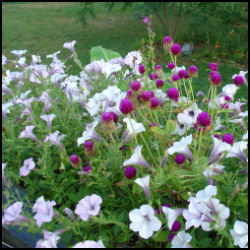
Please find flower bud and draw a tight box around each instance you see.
[70,154,82,169]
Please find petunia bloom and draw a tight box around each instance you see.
[19,158,36,177]
[73,240,105,248]
[43,131,66,149]
[230,220,248,248]
[18,125,39,143]
[63,40,76,54]
[134,175,151,200]
[171,230,192,248]
[40,114,56,130]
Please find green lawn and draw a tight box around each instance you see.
[2,2,248,100]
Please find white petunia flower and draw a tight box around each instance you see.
[220,84,239,99]
[177,103,202,126]
[134,175,151,200]
[226,141,248,163]
[203,164,225,177]
[233,71,248,86]
[129,204,161,239]
[161,206,184,230]
[171,230,192,248]
[124,51,142,70]
[242,131,248,141]
[230,220,248,248]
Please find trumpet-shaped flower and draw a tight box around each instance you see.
[122,118,145,143]
[230,220,248,248]
[63,40,76,54]
[226,141,248,163]
[203,164,225,177]
[134,175,151,199]
[168,135,193,160]
[75,194,102,221]
[123,146,151,168]
[32,196,56,227]
[220,84,239,99]
[162,206,184,230]
[35,230,63,248]
[19,158,36,177]
[19,125,39,143]
[73,240,105,248]
[40,114,56,129]
[129,204,162,239]
[171,230,192,248]
[43,131,66,149]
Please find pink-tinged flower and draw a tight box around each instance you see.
[19,125,39,143]
[129,204,162,239]
[178,69,188,79]
[232,71,248,86]
[196,111,211,127]
[2,202,29,225]
[175,155,185,165]
[163,36,173,52]
[209,71,222,86]
[171,44,182,56]
[171,230,192,248]
[70,154,82,168]
[32,196,56,227]
[209,62,218,71]
[119,98,133,114]
[230,220,248,248]
[101,112,113,123]
[167,62,175,70]
[143,16,149,23]
[172,74,180,82]
[168,233,175,242]
[124,166,137,179]
[150,97,160,109]
[75,194,102,221]
[156,79,164,88]
[40,114,56,130]
[149,73,158,80]
[141,91,152,102]
[123,145,151,168]
[188,65,198,78]
[73,240,105,248]
[35,229,64,248]
[63,40,76,54]
[214,134,220,139]
[233,75,244,86]
[224,95,231,102]
[222,133,234,145]
[19,158,36,177]
[63,207,76,221]
[139,64,145,74]
[130,81,141,91]
[84,141,94,150]
[226,141,248,163]
[167,87,179,102]
[43,131,66,149]
[38,91,53,113]
[126,89,134,99]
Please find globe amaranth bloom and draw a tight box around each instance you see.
[222,133,234,145]
[175,154,185,165]
[178,69,188,79]
[139,64,145,74]
[196,112,211,127]
[167,62,175,70]
[141,91,152,102]
[130,81,141,91]
[150,97,160,109]
[209,62,218,71]
[156,79,164,88]
[163,36,173,52]
[233,75,244,86]
[209,71,222,86]
[188,65,198,78]
[171,43,182,56]
[119,98,133,114]
[172,74,180,82]
[124,166,137,179]
[149,72,158,80]
[167,87,179,102]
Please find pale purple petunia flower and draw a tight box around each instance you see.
[226,141,248,163]
[63,207,76,221]
[32,196,56,227]
[230,220,248,248]
[134,175,151,200]
[11,49,27,58]
[43,131,66,149]
[19,125,39,143]
[162,206,184,230]
[73,240,105,248]
[38,91,53,113]
[63,40,76,54]
[2,163,11,186]
[171,230,192,248]
[75,194,102,221]
[19,158,36,177]
[36,229,65,248]
[40,114,56,129]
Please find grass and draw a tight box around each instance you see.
[2,2,248,100]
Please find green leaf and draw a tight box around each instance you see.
[165,120,176,135]
[152,230,169,242]
[150,126,167,136]
[90,46,121,62]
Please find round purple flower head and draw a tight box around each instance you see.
[172,74,180,82]
[130,81,141,91]
[209,62,218,71]
[110,112,118,123]
[168,233,175,242]
[233,75,244,86]
[149,91,154,98]
[139,64,145,74]
[156,79,164,88]
[214,134,220,139]
[171,43,182,56]
[149,122,158,128]
[155,65,162,71]
[220,103,229,109]
[171,221,181,232]
[150,97,160,109]
[101,112,113,123]
[84,141,94,150]
[70,155,81,165]
[188,65,198,78]
[197,112,211,127]
[141,91,152,102]
[124,166,137,179]
[119,98,133,114]
[162,203,171,208]
[167,62,175,70]
[167,87,179,102]
[83,166,92,172]
[209,71,222,86]
[178,69,188,79]
[224,96,231,102]
[126,89,133,98]
[175,154,185,165]
[163,36,173,45]
[149,73,159,80]
[222,133,234,145]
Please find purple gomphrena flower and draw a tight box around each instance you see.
[171,221,181,233]
[209,62,218,71]
[220,103,229,109]
[172,74,180,82]
[156,79,164,88]
[162,204,171,208]
[119,98,133,114]
[119,146,125,151]
[222,133,234,145]
[171,44,182,56]
[188,65,198,78]
[83,166,92,172]
[70,155,81,165]
[126,89,134,99]
[178,69,188,79]
[155,65,162,71]
[214,134,220,139]
[224,96,231,102]
[155,65,163,78]
[149,91,154,98]
[139,64,145,74]
[167,62,175,70]
[209,71,222,86]
[233,75,244,86]
[149,122,158,128]
[163,36,173,52]
[149,73,159,80]
[110,112,118,123]
[167,87,179,102]
[150,97,160,109]
[175,155,185,165]
[197,112,211,127]
[84,141,94,151]
[168,233,175,242]
[130,81,141,91]
[101,112,113,123]
[124,166,137,179]
[141,91,152,102]
[154,208,161,215]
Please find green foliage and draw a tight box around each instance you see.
[90,46,121,62]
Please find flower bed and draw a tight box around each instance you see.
[2,23,248,248]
